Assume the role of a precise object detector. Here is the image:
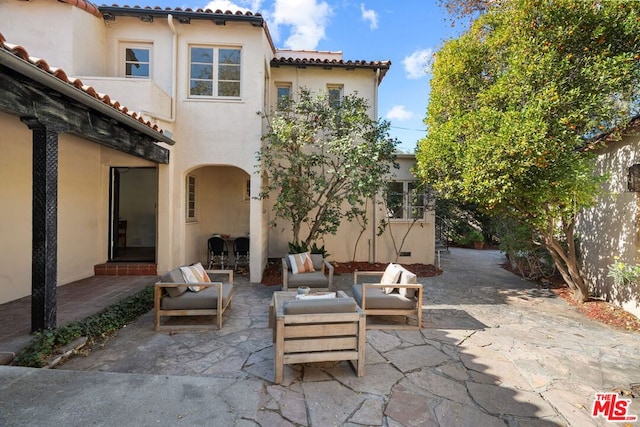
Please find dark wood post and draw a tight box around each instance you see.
[21,117,60,332]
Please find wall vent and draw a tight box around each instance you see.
[399,251,411,257]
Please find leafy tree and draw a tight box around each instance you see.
[417,0,640,302]
[258,88,398,249]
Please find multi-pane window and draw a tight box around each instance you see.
[276,83,291,109]
[186,175,196,222]
[385,181,426,220]
[245,179,251,201]
[327,85,343,108]
[124,45,151,78]
[190,46,241,98]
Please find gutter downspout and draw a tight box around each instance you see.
[371,67,380,263]
[142,14,177,123]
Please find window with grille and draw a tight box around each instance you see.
[385,181,427,221]
[189,46,241,98]
[186,175,196,222]
[327,84,343,108]
[276,83,292,109]
[123,44,151,78]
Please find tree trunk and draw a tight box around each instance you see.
[539,216,589,303]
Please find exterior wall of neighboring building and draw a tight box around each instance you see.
[376,155,436,265]
[578,132,640,319]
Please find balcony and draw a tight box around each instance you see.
[75,77,172,120]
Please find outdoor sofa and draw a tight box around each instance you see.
[352,263,423,329]
[154,263,234,331]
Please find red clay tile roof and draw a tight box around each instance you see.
[0,32,166,136]
[271,56,391,69]
[99,4,262,16]
[98,5,273,51]
[59,0,102,18]
[271,56,391,82]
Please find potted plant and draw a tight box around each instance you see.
[469,230,485,250]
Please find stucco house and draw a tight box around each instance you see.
[578,117,640,319]
[0,1,435,329]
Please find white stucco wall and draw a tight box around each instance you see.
[0,113,33,304]
[578,134,640,318]
[95,16,270,281]
[270,66,378,116]
[0,0,105,75]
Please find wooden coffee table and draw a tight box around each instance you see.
[269,290,366,384]
[268,290,346,332]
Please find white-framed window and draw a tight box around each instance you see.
[244,179,251,201]
[186,175,197,222]
[385,181,426,221]
[122,43,151,78]
[327,84,343,108]
[276,83,292,109]
[189,46,241,98]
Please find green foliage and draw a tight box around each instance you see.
[288,242,308,254]
[608,258,640,287]
[418,0,640,301]
[468,229,484,242]
[287,242,329,257]
[13,286,154,368]
[258,87,399,248]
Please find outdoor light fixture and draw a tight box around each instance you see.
[628,164,640,192]
[140,15,153,23]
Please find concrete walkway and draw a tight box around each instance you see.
[1,248,638,426]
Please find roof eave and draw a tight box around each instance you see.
[99,6,264,27]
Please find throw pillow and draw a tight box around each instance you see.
[180,263,210,292]
[191,262,211,283]
[380,263,402,294]
[288,252,315,274]
[398,269,417,298]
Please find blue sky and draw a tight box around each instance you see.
[152,0,463,152]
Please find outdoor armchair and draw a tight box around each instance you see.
[282,253,334,291]
[352,263,423,329]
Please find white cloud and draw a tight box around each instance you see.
[402,48,434,79]
[386,105,414,121]
[271,0,332,50]
[204,0,266,12]
[360,3,378,30]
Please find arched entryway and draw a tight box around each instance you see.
[183,165,251,268]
